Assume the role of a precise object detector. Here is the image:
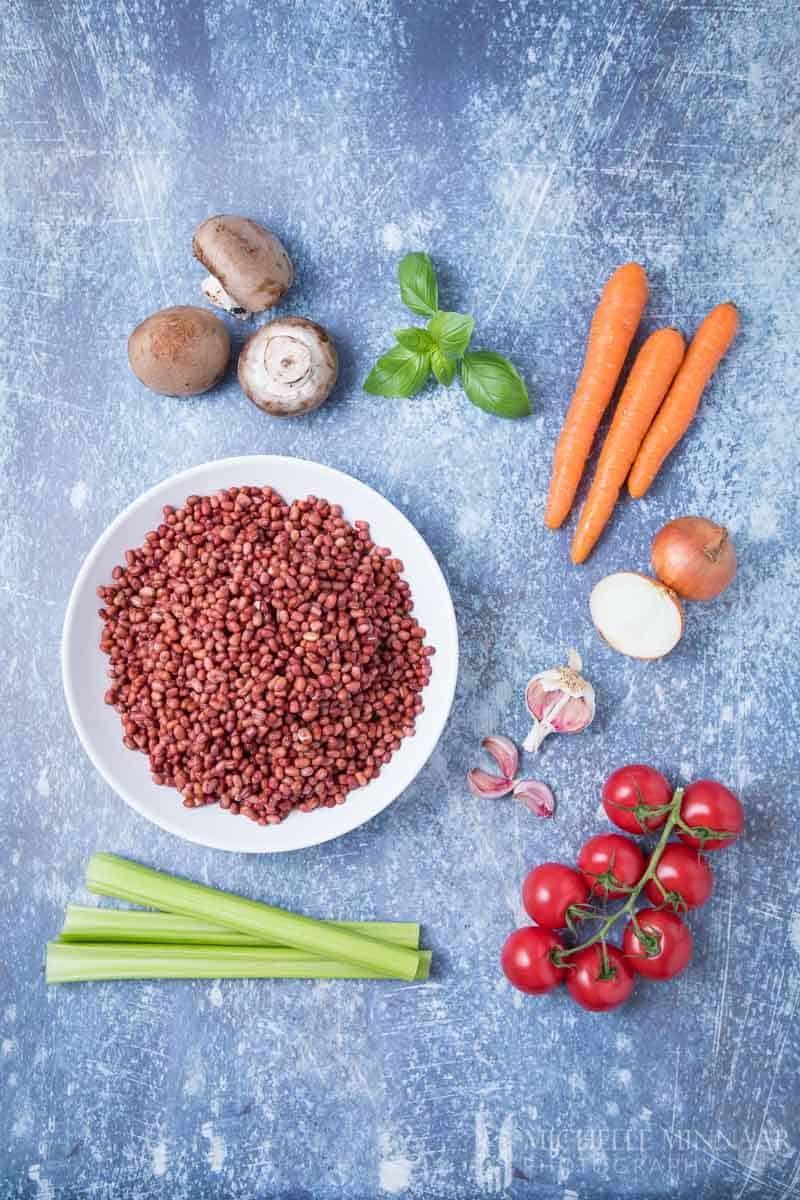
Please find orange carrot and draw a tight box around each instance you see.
[545,263,649,529]
[571,328,685,564]
[628,302,739,499]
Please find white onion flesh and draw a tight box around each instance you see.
[590,572,684,660]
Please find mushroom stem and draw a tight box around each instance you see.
[200,274,250,320]
[264,334,312,385]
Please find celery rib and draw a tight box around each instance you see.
[86,854,421,981]
[59,905,420,950]
[47,943,432,984]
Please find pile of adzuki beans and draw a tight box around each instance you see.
[97,486,434,825]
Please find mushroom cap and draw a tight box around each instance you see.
[127,306,231,397]
[192,215,293,314]
[238,317,338,416]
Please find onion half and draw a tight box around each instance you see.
[590,572,684,660]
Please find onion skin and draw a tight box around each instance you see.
[652,517,737,601]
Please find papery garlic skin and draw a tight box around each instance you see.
[523,649,595,752]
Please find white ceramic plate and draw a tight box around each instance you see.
[62,456,458,853]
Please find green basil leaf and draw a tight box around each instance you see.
[398,252,438,318]
[395,327,434,352]
[428,311,475,359]
[364,345,431,397]
[431,348,456,386]
[460,351,530,418]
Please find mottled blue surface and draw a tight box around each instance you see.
[2,2,799,1197]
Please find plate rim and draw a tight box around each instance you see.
[61,454,459,853]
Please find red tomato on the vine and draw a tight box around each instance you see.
[622,909,692,980]
[602,764,672,834]
[643,843,713,911]
[678,780,744,850]
[501,926,566,994]
[522,863,591,930]
[565,943,634,1011]
[578,834,646,898]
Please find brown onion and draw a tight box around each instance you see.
[652,517,737,601]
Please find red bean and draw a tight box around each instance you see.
[97,487,433,826]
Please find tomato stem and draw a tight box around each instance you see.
[555,788,685,963]
[650,876,688,913]
[596,939,618,980]
[605,786,673,832]
[583,865,637,896]
[565,903,606,934]
[674,814,737,846]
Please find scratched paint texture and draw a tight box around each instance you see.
[1,1,799,1197]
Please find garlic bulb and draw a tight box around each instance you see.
[523,650,595,752]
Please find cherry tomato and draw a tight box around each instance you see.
[622,909,692,980]
[522,863,591,930]
[678,780,744,850]
[643,843,713,911]
[501,926,566,994]
[602,764,672,834]
[578,833,646,898]
[565,943,634,1011]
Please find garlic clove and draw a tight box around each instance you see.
[553,695,594,733]
[525,681,567,722]
[468,768,516,799]
[481,734,519,781]
[513,779,556,818]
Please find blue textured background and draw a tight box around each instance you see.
[2,2,799,1197]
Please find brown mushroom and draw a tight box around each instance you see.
[238,317,338,416]
[192,215,293,319]
[127,306,231,397]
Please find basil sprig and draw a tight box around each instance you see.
[364,252,531,419]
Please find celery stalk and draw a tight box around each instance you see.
[47,942,432,984]
[86,854,421,981]
[59,905,420,949]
